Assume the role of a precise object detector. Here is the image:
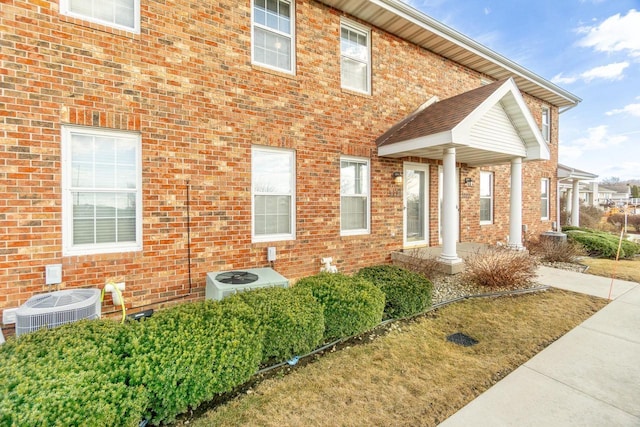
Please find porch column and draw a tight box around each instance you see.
[438,147,463,269]
[571,179,580,227]
[508,157,523,249]
[566,188,572,224]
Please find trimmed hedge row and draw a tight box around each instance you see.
[232,286,325,364]
[564,227,640,259]
[356,265,433,319]
[295,273,385,341]
[0,266,430,425]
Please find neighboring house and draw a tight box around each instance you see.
[0,0,580,327]
[558,164,598,227]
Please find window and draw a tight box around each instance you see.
[252,0,295,73]
[60,0,140,33]
[340,157,370,235]
[252,146,295,242]
[541,178,550,220]
[340,20,371,94]
[541,107,550,142]
[480,171,493,224]
[62,126,142,256]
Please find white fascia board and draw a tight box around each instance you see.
[378,131,453,157]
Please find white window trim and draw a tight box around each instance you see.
[340,156,370,236]
[479,171,494,225]
[59,0,141,34]
[251,146,296,243]
[251,0,296,75]
[61,125,143,256]
[541,178,550,220]
[340,18,371,95]
[541,106,550,142]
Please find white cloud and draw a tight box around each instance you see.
[550,62,628,85]
[606,103,640,117]
[551,73,578,85]
[567,125,628,151]
[580,62,629,82]
[576,9,640,57]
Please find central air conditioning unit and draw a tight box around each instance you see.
[205,267,289,301]
[15,289,102,337]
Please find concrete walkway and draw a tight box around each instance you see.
[439,266,640,426]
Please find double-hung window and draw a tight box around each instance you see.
[62,126,142,256]
[479,171,493,224]
[60,0,140,33]
[252,0,295,73]
[340,157,370,235]
[541,178,550,220]
[252,146,296,242]
[340,20,371,94]
[541,107,550,142]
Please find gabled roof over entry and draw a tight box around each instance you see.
[376,78,549,166]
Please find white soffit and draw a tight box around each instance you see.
[318,0,581,108]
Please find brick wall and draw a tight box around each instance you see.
[0,0,559,324]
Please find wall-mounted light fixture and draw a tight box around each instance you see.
[464,177,474,187]
[393,172,403,185]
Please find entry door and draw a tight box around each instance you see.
[438,165,460,244]
[404,163,429,247]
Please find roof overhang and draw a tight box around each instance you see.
[318,0,581,109]
[377,78,549,166]
[558,163,598,181]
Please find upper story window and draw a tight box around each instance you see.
[252,146,296,242]
[340,157,370,235]
[340,20,371,94]
[252,0,295,74]
[60,0,140,33]
[479,171,493,224]
[541,178,550,220]
[62,126,142,256]
[541,107,550,142]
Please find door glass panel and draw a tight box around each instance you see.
[406,169,425,242]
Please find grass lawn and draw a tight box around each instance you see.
[581,257,640,282]
[180,289,606,427]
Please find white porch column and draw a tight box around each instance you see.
[438,147,463,268]
[566,188,572,224]
[508,157,523,249]
[571,179,580,227]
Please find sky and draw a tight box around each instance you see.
[403,0,640,182]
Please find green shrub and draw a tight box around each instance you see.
[566,227,640,259]
[0,320,147,427]
[462,247,539,289]
[128,298,263,424]
[356,265,433,319]
[294,273,385,341]
[232,286,325,364]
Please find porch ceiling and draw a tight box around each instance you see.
[317,0,581,109]
[376,78,549,167]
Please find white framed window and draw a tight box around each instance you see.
[479,171,493,224]
[541,106,550,142]
[252,0,295,74]
[252,146,296,242]
[60,0,140,33]
[340,20,371,94]
[340,157,370,235]
[62,125,142,256]
[541,178,550,220]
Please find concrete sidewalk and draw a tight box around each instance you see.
[439,266,640,427]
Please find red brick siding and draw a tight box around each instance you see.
[0,0,559,324]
